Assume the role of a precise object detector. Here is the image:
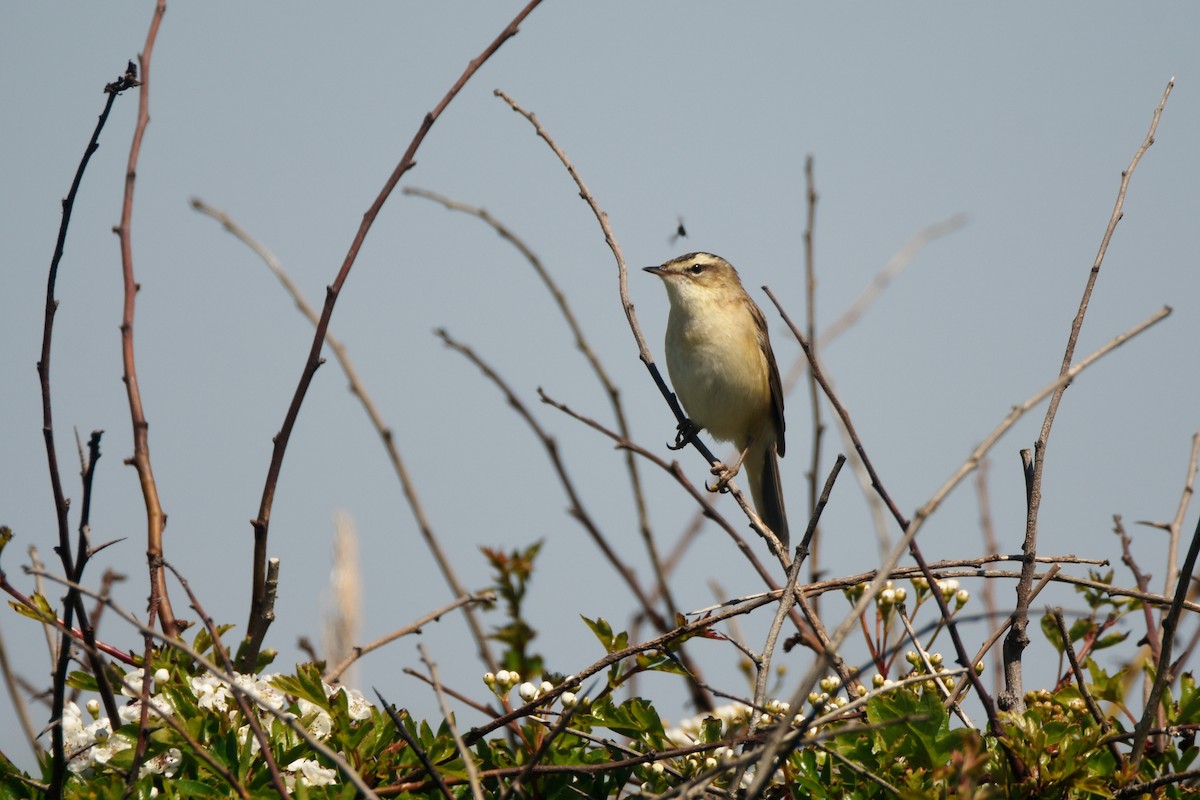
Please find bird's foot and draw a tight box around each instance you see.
[706,442,752,493]
[706,461,739,494]
[669,418,701,451]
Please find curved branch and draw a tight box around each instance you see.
[239,0,545,670]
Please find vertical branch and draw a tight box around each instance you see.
[1002,78,1173,713]
[974,458,1002,691]
[239,0,545,671]
[113,0,178,637]
[1161,432,1200,598]
[38,62,140,800]
[801,156,826,602]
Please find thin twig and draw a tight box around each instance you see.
[974,458,1002,692]
[1116,515,1163,661]
[895,604,972,728]
[191,197,498,676]
[241,0,546,670]
[754,543,806,711]
[756,457,848,711]
[377,695,455,800]
[324,590,496,683]
[1005,77,1173,713]
[1139,432,1200,598]
[1050,608,1124,768]
[801,156,826,600]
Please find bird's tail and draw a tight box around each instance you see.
[747,443,789,548]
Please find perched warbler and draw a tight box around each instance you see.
[644,252,789,546]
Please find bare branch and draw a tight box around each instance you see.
[240,0,545,670]
[1005,76,1173,713]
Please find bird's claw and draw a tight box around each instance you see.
[706,461,737,494]
[669,419,701,451]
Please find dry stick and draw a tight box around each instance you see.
[1050,609,1125,768]
[112,0,177,638]
[324,590,496,683]
[1132,511,1200,765]
[801,157,826,600]
[1138,431,1200,598]
[240,0,545,670]
[974,458,1002,693]
[533,391,778,580]
[743,305,1170,799]
[754,542,807,713]
[38,64,141,799]
[419,645,485,800]
[1005,77,1173,715]
[189,198,499,677]
[401,187,675,618]
[27,566,380,800]
[1116,516,1163,662]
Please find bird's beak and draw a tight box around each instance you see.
[643,265,666,277]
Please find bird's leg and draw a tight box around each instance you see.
[707,438,753,494]
[669,418,702,451]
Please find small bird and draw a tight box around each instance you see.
[644,252,789,546]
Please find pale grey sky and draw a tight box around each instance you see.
[3,3,1198,769]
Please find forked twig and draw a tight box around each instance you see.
[38,58,141,796]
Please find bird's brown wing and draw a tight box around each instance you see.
[749,296,785,458]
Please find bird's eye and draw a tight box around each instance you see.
[688,263,704,275]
